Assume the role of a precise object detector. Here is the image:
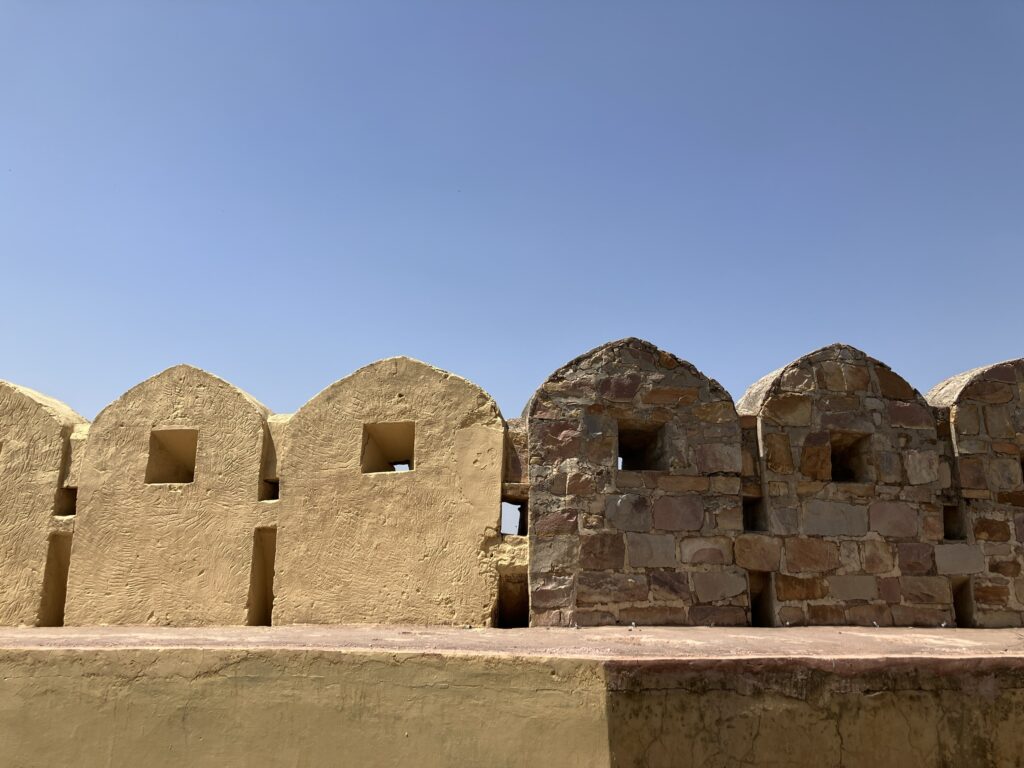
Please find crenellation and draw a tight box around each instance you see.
[1,340,1023,628]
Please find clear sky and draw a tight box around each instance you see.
[2,2,1022,422]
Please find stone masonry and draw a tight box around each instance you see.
[527,339,745,627]
[736,345,949,627]
[0,340,1023,628]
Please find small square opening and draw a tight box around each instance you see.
[259,479,280,502]
[145,429,198,484]
[53,487,77,516]
[743,496,768,532]
[617,420,667,471]
[943,505,967,541]
[829,432,872,483]
[501,501,528,536]
[361,422,415,474]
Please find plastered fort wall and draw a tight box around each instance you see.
[1,340,1022,628]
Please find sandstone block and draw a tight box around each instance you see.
[802,501,868,536]
[625,533,677,568]
[605,494,652,532]
[679,537,732,564]
[828,575,878,601]
[935,544,985,575]
[869,501,918,538]
[735,535,782,571]
[897,543,934,575]
[785,537,839,573]
[577,571,647,605]
[905,450,939,486]
[578,533,625,570]
[900,576,951,604]
[775,574,827,601]
[650,570,691,601]
[692,570,747,603]
[651,496,703,531]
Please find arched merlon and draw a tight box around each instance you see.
[0,381,86,626]
[274,356,506,626]
[65,365,273,626]
[926,360,1024,627]
[527,338,745,628]
[736,343,953,627]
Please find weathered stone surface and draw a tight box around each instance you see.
[579,533,625,570]
[775,574,828,601]
[679,537,732,565]
[625,533,677,568]
[735,535,782,571]
[897,543,935,575]
[869,502,918,538]
[828,575,878,601]
[785,538,840,573]
[577,571,647,605]
[651,496,703,531]
[802,501,868,536]
[605,495,652,532]
[649,571,691,601]
[691,571,747,603]
[934,544,986,575]
[900,576,951,604]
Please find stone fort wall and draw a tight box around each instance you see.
[1,339,1022,628]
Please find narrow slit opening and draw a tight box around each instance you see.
[246,527,277,626]
[943,505,967,541]
[742,496,768,532]
[495,570,529,628]
[748,571,774,627]
[37,532,72,627]
[259,479,280,502]
[952,577,974,628]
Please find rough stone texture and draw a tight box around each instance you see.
[527,338,744,627]
[737,344,949,626]
[66,365,273,626]
[277,357,505,625]
[0,382,85,626]
[928,360,1024,627]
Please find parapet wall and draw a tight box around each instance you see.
[1,340,1022,628]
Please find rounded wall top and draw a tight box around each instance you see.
[90,364,271,427]
[926,359,1024,409]
[527,337,734,419]
[292,356,504,429]
[737,343,924,416]
[0,380,87,427]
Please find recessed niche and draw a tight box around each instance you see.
[54,487,77,516]
[246,527,277,627]
[747,571,774,627]
[943,505,967,541]
[495,570,529,628]
[829,432,872,483]
[616,420,667,471]
[361,422,415,474]
[742,496,768,532]
[37,532,72,627]
[145,429,198,484]
[951,577,974,628]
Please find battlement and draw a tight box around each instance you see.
[2,340,1022,629]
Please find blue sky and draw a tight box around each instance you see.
[2,2,1022,421]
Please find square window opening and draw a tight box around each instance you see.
[943,504,967,541]
[829,432,872,484]
[742,496,768,532]
[617,421,667,472]
[54,487,77,516]
[145,429,198,484]
[361,422,415,474]
[501,501,528,536]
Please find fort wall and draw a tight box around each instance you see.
[1,339,1022,628]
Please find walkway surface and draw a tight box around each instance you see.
[1,625,1023,661]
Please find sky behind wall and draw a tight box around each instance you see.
[2,2,1023,421]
